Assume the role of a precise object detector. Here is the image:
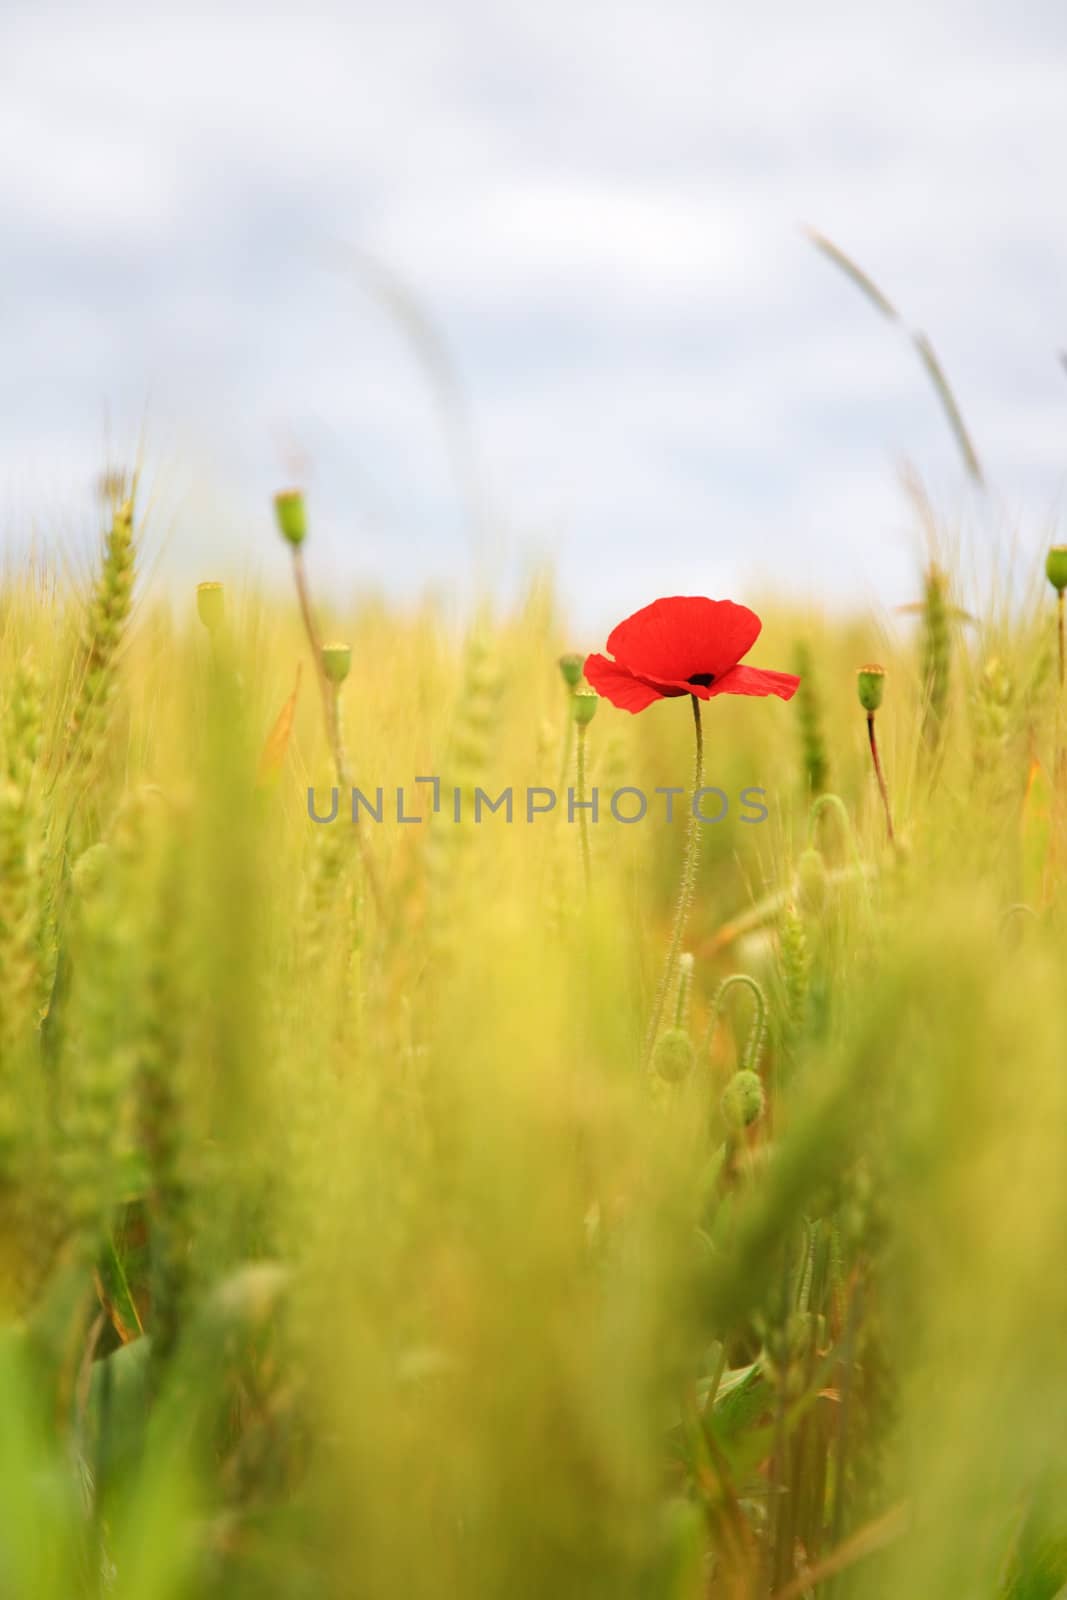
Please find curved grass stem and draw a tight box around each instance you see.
[808,790,873,921]
[807,793,864,875]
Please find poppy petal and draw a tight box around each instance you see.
[708,664,801,701]
[631,672,716,700]
[584,653,666,713]
[606,596,762,682]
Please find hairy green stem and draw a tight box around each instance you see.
[291,549,333,759]
[643,694,703,1070]
[576,722,591,894]
[703,972,768,1072]
[557,716,575,803]
[290,548,383,918]
[673,952,693,1028]
[327,683,349,792]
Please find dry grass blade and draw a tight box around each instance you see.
[912,331,984,484]
[806,227,984,483]
[772,1501,909,1599]
[257,663,303,787]
[804,227,899,321]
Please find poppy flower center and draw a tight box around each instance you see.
[687,673,715,687]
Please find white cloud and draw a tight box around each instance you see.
[3,0,1067,627]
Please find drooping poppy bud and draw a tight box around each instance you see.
[322,642,352,685]
[857,665,886,714]
[720,1068,765,1131]
[274,489,308,547]
[653,1027,693,1083]
[1046,546,1067,594]
[196,581,225,633]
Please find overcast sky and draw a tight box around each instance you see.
[4,1,1067,630]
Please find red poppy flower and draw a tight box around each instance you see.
[584,596,800,714]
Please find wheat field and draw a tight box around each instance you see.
[1,483,1066,1599]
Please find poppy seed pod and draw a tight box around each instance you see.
[322,642,352,685]
[196,581,225,633]
[1046,546,1067,593]
[653,1027,693,1083]
[558,653,583,690]
[572,688,598,727]
[857,665,886,714]
[720,1068,765,1131]
[274,489,308,547]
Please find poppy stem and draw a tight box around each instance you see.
[643,693,703,1069]
[558,715,575,800]
[577,721,592,893]
[866,712,895,845]
[289,545,384,918]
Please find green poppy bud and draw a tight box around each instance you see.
[558,653,583,690]
[857,664,886,714]
[274,489,308,547]
[572,688,598,727]
[196,581,225,633]
[1046,546,1067,593]
[720,1068,765,1131]
[653,1027,693,1083]
[322,641,352,685]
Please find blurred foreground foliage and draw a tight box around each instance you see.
[2,494,1067,1598]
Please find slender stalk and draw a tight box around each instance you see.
[673,952,693,1028]
[828,1281,864,1596]
[290,548,384,917]
[327,683,349,788]
[702,973,767,1072]
[866,713,895,845]
[1053,589,1065,799]
[291,548,332,738]
[643,694,703,1069]
[557,716,575,803]
[774,1504,908,1600]
[769,1351,790,1595]
[808,792,866,879]
[808,789,874,926]
[576,722,591,894]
